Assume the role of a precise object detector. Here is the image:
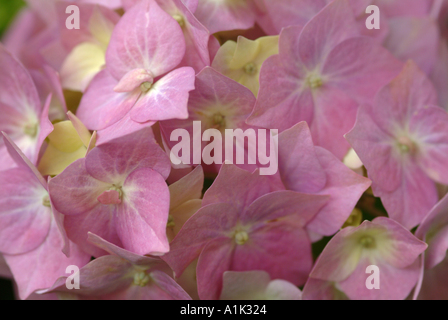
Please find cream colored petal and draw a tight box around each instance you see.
[89,6,115,49]
[60,43,105,92]
[47,121,84,153]
[38,145,87,176]
[229,36,260,69]
[67,111,92,148]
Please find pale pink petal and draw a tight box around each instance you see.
[384,17,439,74]
[5,219,90,300]
[117,168,170,255]
[196,237,234,300]
[95,114,155,145]
[85,127,171,182]
[338,258,421,300]
[231,221,314,288]
[297,0,359,70]
[307,146,371,236]
[130,67,195,122]
[0,168,51,255]
[106,0,185,80]
[194,0,257,34]
[49,159,111,216]
[76,69,141,131]
[410,106,448,184]
[87,232,162,266]
[277,122,327,193]
[242,190,329,227]
[202,164,284,213]
[163,203,238,278]
[323,37,403,105]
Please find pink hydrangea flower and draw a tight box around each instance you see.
[77,0,195,133]
[49,128,172,257]
[0,133,89,300]
[160,67,260,175]
[304,217,427,300]
[163,164,329,299]
[41,233,191,300]
[194,0,259,34]
[247,0,402,159]
[276,122,371,240]
[346,61,448,229]
[0,45,53,171]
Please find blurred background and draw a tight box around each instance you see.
[0,0,26,301]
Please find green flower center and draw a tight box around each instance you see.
[244,62,257,75]
[360,236,376,249]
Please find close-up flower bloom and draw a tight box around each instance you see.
[1,0,448,302]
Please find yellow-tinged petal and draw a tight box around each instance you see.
[47,121,84,153]
[229,37,260,69]
[38,144,87,176]
[86,131,97,155]
[37,120,92,176]
[67,111,92,148]
[89,6,115,50]
[167,199,202,242]
[60,42,106,92]
[213,36,279,96]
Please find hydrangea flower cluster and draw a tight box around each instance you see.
[1,0,448,300]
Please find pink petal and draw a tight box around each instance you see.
[338,258,421,300]
[307,146,371,236]
[418,255,448,300]
[157,0,210,73]
[302,278,349,300]
[117,168,170,255]
[130,67,195,123]
[277,122,327,194]
[411,106,448,184]
[56,2,120,52]
[0,168,51,255]
[384,17,439,74]
[113,68,154,93]
[196,237,234,300]
[231,220,314,288]
[85,127,171,182]
[87,232,163,266]
[323,37,403,105]
[345,105,402,192]
[0,44,41,115]
[2,132,48,189]
[76,69,141,131]
[220,271,271,300]
[64,205,122,258]
[308,85,358,159]
[95,113,156,145]
[257,0,326,35]
[4,219,90,300]
[202,164,284,213]
[106,0,185,80]
[416,193,448,269]
[297,0,359,70]
[49,158,111,217]
[194,0,257,34]
[97,190,122,205]
[375,164,438,229]
[163,203,238,278]
[242,190,329,228]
